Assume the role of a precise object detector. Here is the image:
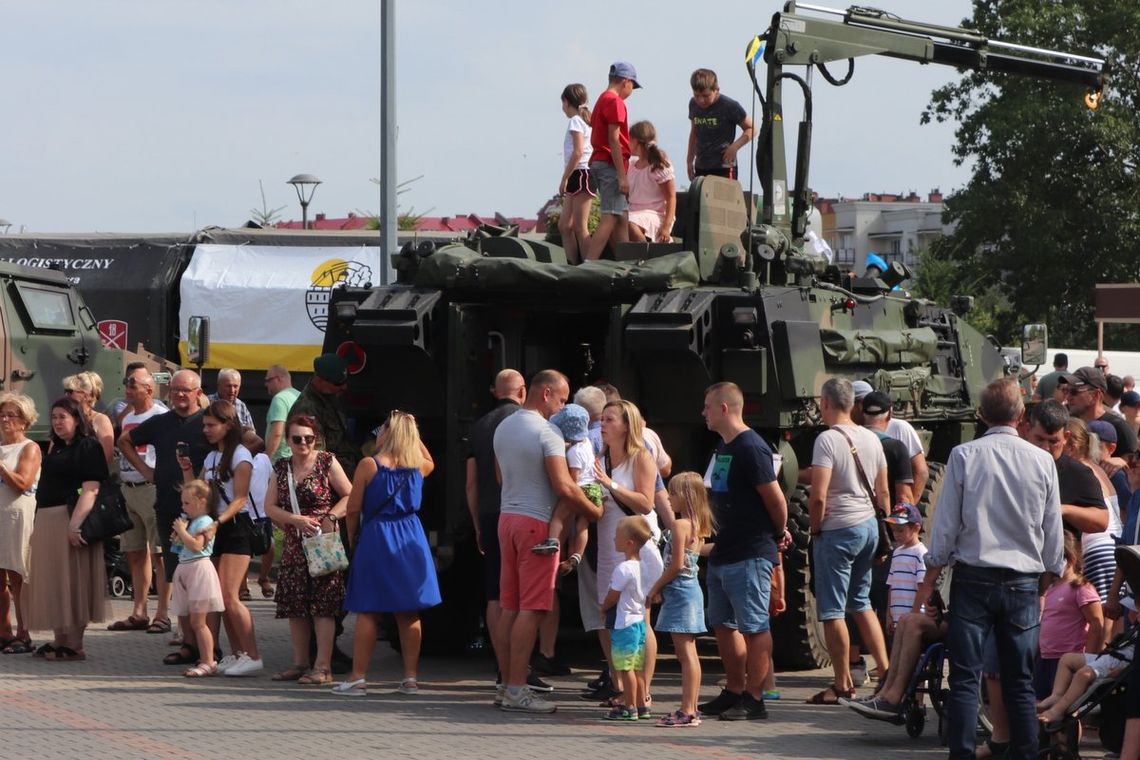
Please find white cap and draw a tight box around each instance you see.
[852,380,874,399]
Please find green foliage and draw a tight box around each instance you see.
[249,180,286,227]
[544,195,601,244]
[923,0,1140,349]
[911,245,1026,342]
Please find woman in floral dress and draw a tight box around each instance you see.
[263,413,352,684]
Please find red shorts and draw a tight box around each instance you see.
[498,513,558,612]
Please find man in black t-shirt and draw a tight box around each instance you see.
[1060,366,1139,456]
[463,369,525,675]
[698,382,787,721]
[1026,401,1108,540]
[862,392,915,505]
[118,369,210,586]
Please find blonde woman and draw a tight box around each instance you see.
[0,393,42,654]
[333,411,438,697]
[63,372,114,463]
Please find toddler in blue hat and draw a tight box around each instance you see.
[883,502,928,632]
[533,404,603,572]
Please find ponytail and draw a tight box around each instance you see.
[630,120,671,171]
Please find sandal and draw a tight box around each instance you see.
[298,668,333,686]
[2,638,33,655]
[146,618,172,635]
[183,662,217,678]
[272,665,309,682]
[598,692,625,708]
[397,677,418,694]
[258,580,275,599]
[46,646,86,662]
[107,615,150,631]
[239,585,252,602]
[32,643,56,658]
[805,684,855,705]
[657,710,701,727]
[163,645,199,666]
[331,678,367,697]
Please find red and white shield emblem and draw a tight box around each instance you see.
[98,319,128,350]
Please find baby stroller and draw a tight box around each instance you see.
[1038,624,1138,759]
[104,536,132,599]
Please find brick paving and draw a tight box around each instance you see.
[0,596,1112,759]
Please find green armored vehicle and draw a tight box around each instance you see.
[0,261,122,441]
[323,3,1106,665]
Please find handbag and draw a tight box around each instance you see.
[213,463,272,556]
[67,478,133,544]
[287,465,349,577]
[832,427,893,563]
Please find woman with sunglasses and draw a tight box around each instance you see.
[333,410,438,696]
[262,413,351,684]
[62,372,114,464]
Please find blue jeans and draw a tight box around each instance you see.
[946,564,1041,760]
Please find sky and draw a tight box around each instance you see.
[0,0,998,233]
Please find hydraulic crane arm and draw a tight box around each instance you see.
[755,1,1108,253]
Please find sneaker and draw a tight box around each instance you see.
[527,671,554,693]
[603,706,638,721]
[582,683,620,701]
[637,706,651,720]
[224,653,264,677]
[719,692,768,721]
[501,689,557,714]
[531,652,571,677]
[849,695,902,719]
[850,657,867,687]
[215,654,240,674]
[586,669,611,691]
[494,684,506,707]
[762,689,781,701]
[531,538,560,555]
[698,688,743,716]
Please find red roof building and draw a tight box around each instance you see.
[275,212,537,234]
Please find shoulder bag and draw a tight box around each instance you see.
[832,427,893,563]
[287,465,349,577]
[213,461,273,556]
[68,476,133,544]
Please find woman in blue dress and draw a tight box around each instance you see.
[333,411,439,697]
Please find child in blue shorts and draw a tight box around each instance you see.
[601,516,652,721]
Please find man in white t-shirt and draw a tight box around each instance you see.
[109,368,170,633]
[492,370,602,714]
[852,380,928,498]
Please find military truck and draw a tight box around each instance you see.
[0,261,122,440]
[322,3,1107,666]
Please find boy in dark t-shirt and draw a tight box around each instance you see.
[687,68,754,180]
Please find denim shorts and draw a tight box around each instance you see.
[812,516,878,621]
[707,556,773,634]
[590,160,629,215]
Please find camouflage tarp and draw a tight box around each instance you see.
[819,326,938,365]
[413,245,700,299]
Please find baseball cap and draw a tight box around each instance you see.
[1088,419,1117,444]
[1121,390,1140,409]
[313,353,348,385]
[609,61,641,89]
[884,502,922,526]
[852,380,874,400]
[862,391,892,416]
[549,404,589,442]
[1058,366,1107,393]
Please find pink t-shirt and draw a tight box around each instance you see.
[1038,579,1100,658]
[627,157,674,214]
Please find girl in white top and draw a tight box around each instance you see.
[179,399,262,676]
[557,83,595,265]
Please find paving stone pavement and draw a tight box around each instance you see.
[0,596,1112,759]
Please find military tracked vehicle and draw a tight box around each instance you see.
[323,3,1106,666]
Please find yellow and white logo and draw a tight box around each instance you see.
[306,258,373,331]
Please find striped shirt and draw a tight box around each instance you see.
[887,542,928,623]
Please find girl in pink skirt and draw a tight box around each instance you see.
[170,480,225,677]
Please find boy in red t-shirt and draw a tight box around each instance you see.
[583,61,640,261]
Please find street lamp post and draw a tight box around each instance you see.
[287,174,322,229]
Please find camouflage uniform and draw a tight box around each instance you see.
[291,382,359,479]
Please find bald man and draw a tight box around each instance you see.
[466,369,526,670]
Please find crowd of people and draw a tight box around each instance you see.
[556,62,752,263]
[1,354,1138,757]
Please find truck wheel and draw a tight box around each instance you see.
[772,484,829,670]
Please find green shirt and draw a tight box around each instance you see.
[266,387,302,462]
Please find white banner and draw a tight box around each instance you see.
[178,244,380,371]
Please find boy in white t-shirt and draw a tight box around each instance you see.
[884,502,927,634]
[532,404,603,572]
[601,516,652,721]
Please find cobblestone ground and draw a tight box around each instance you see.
[0,596,1111,759]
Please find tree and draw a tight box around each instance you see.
[923,0,1140,349]
[249,180,286,227]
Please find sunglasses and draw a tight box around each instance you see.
[291,434,316,445]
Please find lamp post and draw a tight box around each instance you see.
[287,174,322,229]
